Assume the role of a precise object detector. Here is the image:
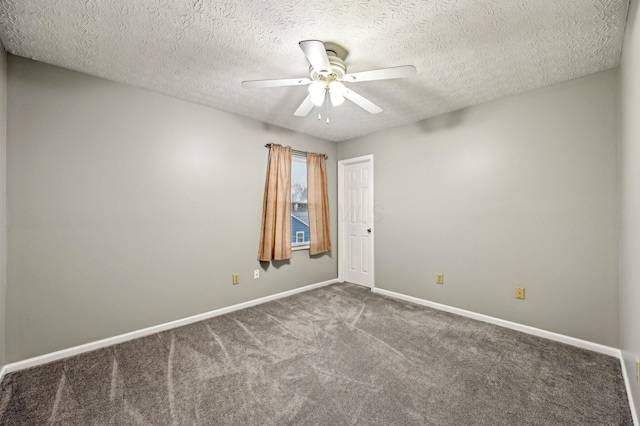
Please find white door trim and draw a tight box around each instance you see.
[338,155,375,289]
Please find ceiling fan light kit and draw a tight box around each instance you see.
[241,40,416,120]
[308,80,346,107]
[329,81,346,106]
[308,81,326,106]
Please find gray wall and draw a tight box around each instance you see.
[620,0,640,417]
[338,69,619,347]
[0,44,6,367]
[6,56,337,363]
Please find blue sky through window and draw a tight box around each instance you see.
[292,156,307,203]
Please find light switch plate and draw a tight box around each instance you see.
[232,273,240,285]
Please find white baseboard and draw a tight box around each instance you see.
[0,365,6,387]
[373,287,639,423]
[371,288,640,426]
[619,351,640,426]
[0,278,339,382]
[372,287,619,357]
[2,280,636,424]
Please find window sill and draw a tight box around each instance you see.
[292,245,310,251]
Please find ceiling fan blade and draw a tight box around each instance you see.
[241,77,312,89]
[299,40,332,75]
[343,65,416,83]
[344,89,383,114]
[294,95,315,117]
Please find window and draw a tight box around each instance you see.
[291,155,310,248]
[258,145,330,260]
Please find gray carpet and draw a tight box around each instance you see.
[0,283,632,425]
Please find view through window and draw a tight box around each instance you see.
[291,155,309,247]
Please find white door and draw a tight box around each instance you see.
[339,156,374,288]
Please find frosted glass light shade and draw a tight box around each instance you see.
[329,81,345,106]
[308,81,326,106]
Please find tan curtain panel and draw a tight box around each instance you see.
[307,152,332,255]
[258,144,292,261]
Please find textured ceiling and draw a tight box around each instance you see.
[0,0,630,142]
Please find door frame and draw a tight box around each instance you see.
[338,154,375,289]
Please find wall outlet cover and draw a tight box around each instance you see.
[436,273,444,284]
[232,273,240,285]
[254,269,259,279]
[515,287,525,300]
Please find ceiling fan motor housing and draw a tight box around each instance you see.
[310,51,346,82]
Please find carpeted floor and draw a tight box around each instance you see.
[0,283,633,425]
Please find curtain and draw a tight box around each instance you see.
[307,152,332,255]
[258,144,292,261]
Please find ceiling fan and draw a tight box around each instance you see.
[241,40,416,119]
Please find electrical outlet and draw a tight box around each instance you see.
[254,269,259,279]
[232,273,240,285]
[515,287,525,300]
[436,273,444,285]
[636,357,640,386]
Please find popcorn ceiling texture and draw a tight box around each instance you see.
[0,0,629,142]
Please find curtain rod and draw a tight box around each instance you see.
[265,143,327,159]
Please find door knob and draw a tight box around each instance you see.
[367,228,372,233]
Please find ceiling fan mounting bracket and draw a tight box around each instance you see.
[322,42,349,61]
